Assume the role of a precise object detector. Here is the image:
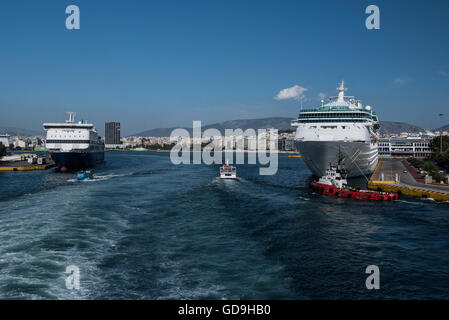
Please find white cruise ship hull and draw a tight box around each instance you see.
[295,140,378,178]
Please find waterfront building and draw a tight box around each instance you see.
[31,137,43,148]
[278,137,296,151]
[13,138,26,149]
[105,122,121,148]
[121,136,142,148]
[0,134,11,148]
[378,136,432,158]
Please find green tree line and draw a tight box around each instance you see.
[408,136,449,183]
[429,136,449,171]
[0,142,6,157]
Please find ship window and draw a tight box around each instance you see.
[46,140,90,144]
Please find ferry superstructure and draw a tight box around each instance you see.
[43,112,104,170]
[292,81,379,178]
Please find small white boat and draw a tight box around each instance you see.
[220,162,237,179]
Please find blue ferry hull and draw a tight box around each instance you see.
[50,151,104,169]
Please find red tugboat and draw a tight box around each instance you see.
[311,165,399,201]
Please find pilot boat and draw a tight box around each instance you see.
[220,162,237,179]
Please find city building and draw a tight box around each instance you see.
[12,137,27,149]
[0,134,11,148]
[378,136,432,158]
[105,122,121,148]
[278,137,296,151]
[31,137,43,148]
[121,136,142,148]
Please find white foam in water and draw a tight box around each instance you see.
[397,199,423,206]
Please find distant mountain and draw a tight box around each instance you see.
[379,121,425,135]
[130,117,294,137]
[434,124,449,132]
[130,117,426,137]
[0,126,44,137]
[130,127,183,137]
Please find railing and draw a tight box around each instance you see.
[299,113,374,119]
[297,119,370,123]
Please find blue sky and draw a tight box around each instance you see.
[0,0,448,135]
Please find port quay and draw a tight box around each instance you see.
[369,159,449,201]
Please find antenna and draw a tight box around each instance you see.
[439,113,444,153]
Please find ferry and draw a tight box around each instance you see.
[220,162,237,179]
[43,112,104,171]
[311,165,398,201]
[292,81,379,178]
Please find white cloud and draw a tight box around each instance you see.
[275,85,308,101]
[318,92,327,101]
[438,70,448,77]
[393,77,410,85]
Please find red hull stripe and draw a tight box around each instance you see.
[312,182,399,201]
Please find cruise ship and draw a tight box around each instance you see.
[43,112,104,171]
[292,81,379,178]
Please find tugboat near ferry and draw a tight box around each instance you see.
[43,112,105,171]
[311,164,398,201]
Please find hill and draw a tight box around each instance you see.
[378,121,424,135]
[130,117,426,137]
[0,126,45,137]
[434,124,449,132]
[131,117,293,137]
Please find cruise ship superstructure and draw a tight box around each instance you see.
[292,81,379,178]
[43,112,104,170]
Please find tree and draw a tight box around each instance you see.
[0,142,6,157]
[407,157,424,169]
[429,136,449,171]
[429,136,449,154]
[435,150,449,171]
[422,161,437,173]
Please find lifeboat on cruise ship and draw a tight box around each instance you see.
[311,165,399,201]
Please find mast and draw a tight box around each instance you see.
[337,80,347,102]
[65,112,76,123]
